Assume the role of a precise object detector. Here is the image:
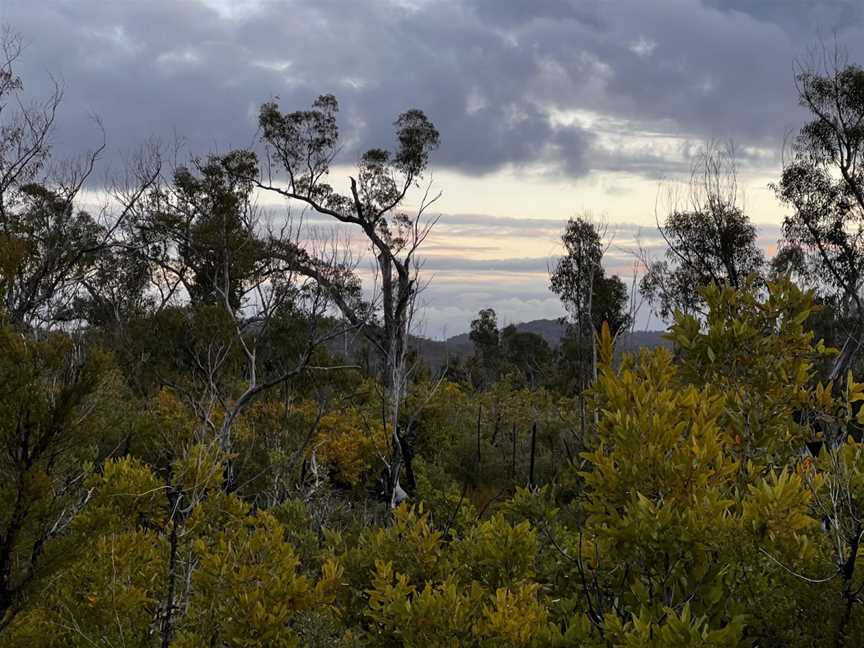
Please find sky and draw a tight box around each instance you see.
[4,0,864,337]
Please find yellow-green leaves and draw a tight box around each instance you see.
[364,560,553,648]
[743,469,818,540]
[598,319,614,367]
[449,515,538,590]
[178,507,314,648]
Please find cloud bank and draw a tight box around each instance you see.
[10,0,864,177]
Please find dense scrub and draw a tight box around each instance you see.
[3,279,864,646]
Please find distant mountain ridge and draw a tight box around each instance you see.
[411,318,670,369]
[443,318,566,350]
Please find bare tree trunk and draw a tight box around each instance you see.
[829,327,864,385]
[587,263,597,386]
[160,491,181,648]
[475,405,483,477]
[511,422,517,481]
[0,484,26,622]
[838,522,862,648]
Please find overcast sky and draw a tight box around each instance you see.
[4,0,864,336]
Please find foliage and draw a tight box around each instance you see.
[641,143,765,319]
[0,319,117,624]
[11,246,864,648]
[774,59,864,379]
[550,215,630,392]
[469,307,501,388]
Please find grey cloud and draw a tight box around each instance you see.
[8,0,863,182]
[434,213,565,239]
[469,0,605,30]
[703,0,864,35]
[422,256,554,273]
[435,215,664,238]
[438,214,564,229]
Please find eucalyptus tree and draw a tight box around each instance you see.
[640,142,764,321]
[241,95,440,504]
[550,215,629,393]
[775,50,864,380]
[469,307,501,388]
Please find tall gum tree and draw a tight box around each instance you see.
[241,95,440,505]
[775,48,864,381]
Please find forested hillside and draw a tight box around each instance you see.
[381,322,668,374]
[6,23,864,648]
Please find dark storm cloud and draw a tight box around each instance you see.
[5,0,864,179]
